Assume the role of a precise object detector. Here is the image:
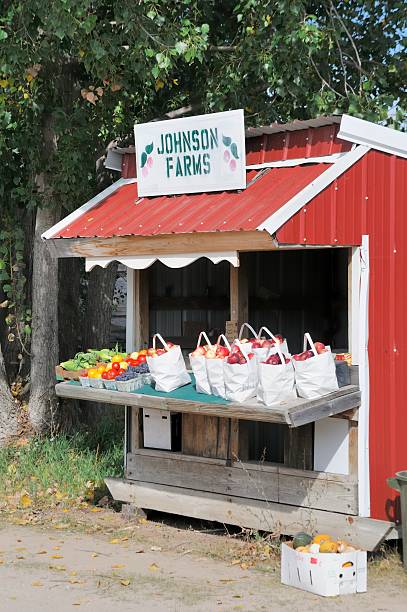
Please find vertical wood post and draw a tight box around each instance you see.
[126,268,149,352]
[227,254,249,340]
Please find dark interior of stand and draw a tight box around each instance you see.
[140,248,349,468]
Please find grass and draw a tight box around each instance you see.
[0,417,124,508]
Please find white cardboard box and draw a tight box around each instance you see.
[281,543,367,597]
[143,408,172,450]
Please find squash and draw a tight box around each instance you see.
[312,534,332,545]
[319,540,339,553]
[292,532,312,549]
[295,546,310,553]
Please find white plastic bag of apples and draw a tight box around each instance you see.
[257,342,296,406]
[147,334,191,393]
[252,326,289,363]
[189,331,214,395]
[205,335,231,399]
[235,323,259,356]
[224,341,258,403]
[293,333,339,399]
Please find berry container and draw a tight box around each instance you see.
[89,378,104,389]
[142,373,153,385]
[116,376,144,393]
[79,376,91,388]
[103,379,117,391]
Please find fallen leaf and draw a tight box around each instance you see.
[16,555,25,559]
[20,493,32,508]
[69,571,77,576]
[112,564,126,569]
[49,565,66,571]
[54,523,69,530]
[91,553,98,558]
[52,546,61,551]
[233,594,242,598]
[50,555,64,559]
[135,548,144,554]
[0,560,4,565]
[240,563,249,570]
[55,491,64,501]
[15,547,26,551]
[91,507,102,513]
[120,537,128,542]
[36,550,47,555]
[150,546,161,552]
[231,559,241,566]
[31,581,43,587]
[120,579,130,587]
[69,579,84,585]
[149,563,159,571]
[109,539,120,544]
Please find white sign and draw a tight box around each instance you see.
[134,109,246,197]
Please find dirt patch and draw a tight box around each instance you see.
[0,508,406,611]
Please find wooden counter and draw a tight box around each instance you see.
[55,382,360,427]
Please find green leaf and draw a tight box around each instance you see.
[90,39,106,60]
[140,151,147,168]
[222,135,231,147]
[231,142,239,159]
[0,29,7,41]
[3,284,12,293]
[145,142,153,154]
[201,23,210,35]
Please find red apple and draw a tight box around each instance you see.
[247,353,255,360]
[251,340,262,349]
[227,353,240,364]
[216,346,230,358]
[166,342,174,348]
[262,339,274,348]
[275,334,284,343]
[305,350,314,359]
[156,348,166,355]
[314,341,326,354]
[238,357,246,364]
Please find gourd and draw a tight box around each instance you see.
[319,540,339,553]
[292,532,312,549]
[312,534,332,545]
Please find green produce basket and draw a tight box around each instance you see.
[387,470,407,570]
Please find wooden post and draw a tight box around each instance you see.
[284,424,314,470]
[135,269,149,348]
[227,254,249,341]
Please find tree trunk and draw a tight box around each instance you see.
[28,206,60,434]
[58,257,83,361]
[0,341,18,444]
[84,262,118,349]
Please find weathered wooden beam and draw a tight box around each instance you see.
[228,253,249,339]
[45,230,276,259]
[55,382,360,427]
[284,423,314,470]
[126,450,358,514]
[105,477,394,551]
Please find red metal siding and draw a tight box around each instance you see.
[277,149,407,522]
[245,124,352,165]
[51,164,330,239]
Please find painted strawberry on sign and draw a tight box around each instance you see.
[222,134,239,171]
[140,142,154,177]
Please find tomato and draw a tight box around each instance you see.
[106,370,116,380]
[127,358,138,367]
[88,368,98,378]
[98,366,106,374]
[138,354,147,364]
[117,368,125,376]
[112,362,121,371]
[139,349,148,356]
[82,371,88,377]
[112,354,123,363]
[101,371,109,380]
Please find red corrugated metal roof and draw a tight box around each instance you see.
[51,164,331,239]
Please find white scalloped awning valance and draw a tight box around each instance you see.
[85,252,239,272]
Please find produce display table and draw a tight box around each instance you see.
[55,379,360,427]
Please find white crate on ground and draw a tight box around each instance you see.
[281,543,367,597]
